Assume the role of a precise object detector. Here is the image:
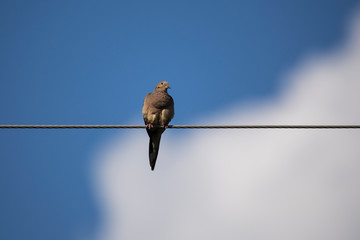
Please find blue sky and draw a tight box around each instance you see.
[0,1,359,239]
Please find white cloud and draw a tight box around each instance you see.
[92,11,360,240]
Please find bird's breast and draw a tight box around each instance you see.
[151,93,172,109]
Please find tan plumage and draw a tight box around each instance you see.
[142,81,174,171]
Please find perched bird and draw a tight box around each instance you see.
[142,81,174,171]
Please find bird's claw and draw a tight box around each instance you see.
[146,124,168,129]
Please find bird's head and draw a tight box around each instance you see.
[155,81,171,92]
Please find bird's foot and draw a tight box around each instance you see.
[162,124,168,129]
[146,124,154,129]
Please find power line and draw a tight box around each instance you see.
[0,125,359,129]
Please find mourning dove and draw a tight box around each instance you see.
[142,81,174,171]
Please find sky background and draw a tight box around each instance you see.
[1,1,360,240]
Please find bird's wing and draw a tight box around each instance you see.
[142,93,152,124]
[160,96,174,126]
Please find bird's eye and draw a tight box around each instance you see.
[161,82,164,85]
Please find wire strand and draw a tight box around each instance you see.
[0,125,359,129]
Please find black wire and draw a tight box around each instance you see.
[0,125,359,129]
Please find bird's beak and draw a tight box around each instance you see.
[167,85,171,89]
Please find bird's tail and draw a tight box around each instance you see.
[147,129,163,171]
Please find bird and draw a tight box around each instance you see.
[142,81,174,171]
